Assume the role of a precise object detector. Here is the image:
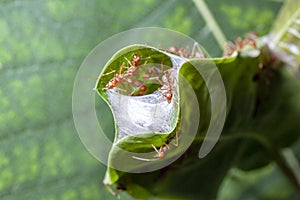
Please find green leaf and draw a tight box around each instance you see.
[99,41,300,198]
[1,0,291,200]
[270,0,300,68]
[219,141,300,200]
[97,45,192,186]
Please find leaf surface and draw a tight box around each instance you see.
[0,0,290,199]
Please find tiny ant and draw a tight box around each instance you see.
[123,54,141,77]
[100,49,177,100]
[223,33,258,56]
[101,53,146,93]
[159,69,175,103]
[101,63,126,90]
[166,42,206,58]
[132,144,170,162]
[132,131,179,162]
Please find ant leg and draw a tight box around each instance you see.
[118,62,126,74]
[101,69,117,77]
[104,183,120,199]
[128,80,145,96]
[191,42,198,57]
[159,56,167,74]
[144,66,162,83]
[136,50,151,62]
[144,47,153,60]
[172,131,179,147]
[124,56,135,67]
[116,81,129,93]
[163,143,170,149]
[132,156,159,162]
[144,66,158,76]
[132,144,162,162]
[191,42,205,58]
[153,144,167,159]
[151,144,160,154]
[147,76,163,85]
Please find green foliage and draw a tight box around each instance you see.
[99,42,300,199]
[271,0,300,68]
[1,0,299,200]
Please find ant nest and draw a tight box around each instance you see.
[107,88,178,140]
[106,53,186,141]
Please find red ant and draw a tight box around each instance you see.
[132,144,170,162]
[101,53,146,93]
[101,50,176,100]
[132,59,168,95]
[123,52,153,95]
[223,33,258,56]
[158,69,175,103]
[166,42,206,58]
[123,54,142,76]
[101,62,126,91]
[132,131,179,162]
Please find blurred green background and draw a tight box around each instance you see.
[1,0,299,199]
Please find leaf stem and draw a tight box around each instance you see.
[192,0,227,49]
[283,148,300,186]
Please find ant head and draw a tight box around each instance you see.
[166,93,172,103]
[132,53,141,65]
